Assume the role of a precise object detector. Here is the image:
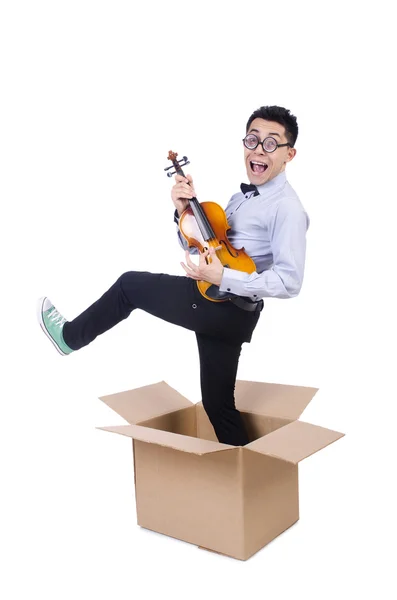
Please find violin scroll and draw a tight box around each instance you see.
[164,150,190,177]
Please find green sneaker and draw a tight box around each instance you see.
[37,297,74,356]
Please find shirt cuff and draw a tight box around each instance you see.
[219,267,256,297]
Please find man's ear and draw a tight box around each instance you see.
[285,147,297,163]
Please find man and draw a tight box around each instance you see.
[37,105,309,447]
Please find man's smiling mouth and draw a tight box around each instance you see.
[250,160,268,174]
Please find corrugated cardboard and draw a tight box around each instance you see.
[98,380,344,560]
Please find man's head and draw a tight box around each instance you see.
[244,106,298,186]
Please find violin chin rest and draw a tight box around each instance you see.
[205,284,234,301]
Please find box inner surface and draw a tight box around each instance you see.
[138,404,293,444]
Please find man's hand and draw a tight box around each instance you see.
[181,247,224,286]
[171,174,197,216]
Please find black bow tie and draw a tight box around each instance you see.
[240,183,259,197]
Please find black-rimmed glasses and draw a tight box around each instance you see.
[243,134,291,153]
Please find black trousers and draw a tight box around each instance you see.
[62,272,261,446]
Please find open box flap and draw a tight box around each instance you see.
[99,381,193,424]
[245,420,344,464]
[235,379,319,420]
[98,424,236,455]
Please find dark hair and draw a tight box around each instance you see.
[246,105,298,147]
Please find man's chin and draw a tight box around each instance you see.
[248,172,270,186]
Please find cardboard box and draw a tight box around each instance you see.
[99,380,344,561]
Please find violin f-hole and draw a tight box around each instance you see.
[220,239,239,258]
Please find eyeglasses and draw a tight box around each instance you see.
[243,134,292,153]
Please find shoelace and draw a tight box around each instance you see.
[48,308,66,327]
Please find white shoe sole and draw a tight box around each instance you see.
[37,296,68,356]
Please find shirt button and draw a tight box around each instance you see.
[227,288,231,291]
[192,303,197,309]
[253,294,257,297]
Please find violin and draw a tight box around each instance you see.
[165,150,256,303]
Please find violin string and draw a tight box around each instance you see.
[208,239,222,261]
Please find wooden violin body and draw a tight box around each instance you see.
[179,201,256,301]
[166,150,256,302]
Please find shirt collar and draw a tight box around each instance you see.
[256,170,287,196]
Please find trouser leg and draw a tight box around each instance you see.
[195,332,249,446]
[63,271,201,350]
[63,270,260,351]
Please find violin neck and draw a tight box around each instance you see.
[176,165,216,242]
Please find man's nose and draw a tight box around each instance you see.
[253,144,266,155]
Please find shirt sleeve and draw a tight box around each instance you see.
[174,209,199,255]
[219,199,309,299]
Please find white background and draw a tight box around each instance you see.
[1,1,396,598]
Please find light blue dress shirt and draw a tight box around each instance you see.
[175,171,309,300]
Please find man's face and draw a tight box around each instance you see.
[244,118,296,185]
